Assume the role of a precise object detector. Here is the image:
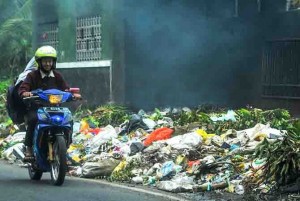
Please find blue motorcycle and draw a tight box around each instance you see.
[23,88,78,186]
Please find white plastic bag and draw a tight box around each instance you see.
[166,132,202,149]
[3,143,24,161]
[81,158,120,178]
[88,125,117,151]
[142,118,156,129]
[157,180,193,192]
[236,123,286,144]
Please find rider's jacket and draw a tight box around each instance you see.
[18,70,69,96]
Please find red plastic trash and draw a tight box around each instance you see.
[143,127,174,146]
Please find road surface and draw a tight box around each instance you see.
[0,160,186,201]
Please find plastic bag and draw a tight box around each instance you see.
[157,180,193,193]
[236,123,285,143]
[172,173,195,186]
[159,161,175,177]
[166,131,202,149]
[73,122,81,134]
[143,127,174,146]
[10,132,26,142]
[210,110,236,122]
[195,129,215,141]
[129,142,144,156]
[131,176,143,184]
[157,181,181,192]
[142,118,156,129]
[88,125,117,151]
[3,143,24,161]
[81,158,120,178]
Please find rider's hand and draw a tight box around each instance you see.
[73,93,82,100]
[22,92,33,97]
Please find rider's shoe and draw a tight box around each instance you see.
[23,146,34,162]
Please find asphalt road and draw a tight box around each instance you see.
[0,160,184,201]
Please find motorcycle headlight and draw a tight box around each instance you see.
[48,95,63,104]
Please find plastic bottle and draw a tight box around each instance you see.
[85,145,91,155]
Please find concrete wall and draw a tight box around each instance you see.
[57,61,112,106]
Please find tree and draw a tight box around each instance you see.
[0,0,32,79]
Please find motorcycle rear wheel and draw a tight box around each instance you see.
[50,135,67,186]
[28,163,43,180]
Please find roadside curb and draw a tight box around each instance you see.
[69,176,191,201]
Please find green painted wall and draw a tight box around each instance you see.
[100,1,114,60]
[32,0,123,106]
[33,0,115,62]
[56,0,76,62]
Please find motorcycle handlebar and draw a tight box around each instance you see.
[23,95,39,100]
[23,94,81,102]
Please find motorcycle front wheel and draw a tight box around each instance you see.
[50,135,67,186]
[28,163,43,180]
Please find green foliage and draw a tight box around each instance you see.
[91,104,130,127]
[0,0,32,78]
[0,79,11,122]
[254,120,300,185]
[0,0,15,22]
[149,108,164,121]
[174,110,200,126]
[109,160,139,182]
[265,109,291,130]
[83,116,99,127]
[0,79,11,93]
[169,107,292,135]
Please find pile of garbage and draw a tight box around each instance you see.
[0,105,299,196]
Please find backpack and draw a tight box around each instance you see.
[6,81,26,124]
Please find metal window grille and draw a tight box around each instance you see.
[76,16,102,61]
[37,22,59,50]
[262,39,300,99]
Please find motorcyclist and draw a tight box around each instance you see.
[18,46,69,161]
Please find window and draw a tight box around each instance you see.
[37,22,59,50]
[76,16,102,61]
[262,39,300,99]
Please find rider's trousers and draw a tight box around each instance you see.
[24,110,38,147]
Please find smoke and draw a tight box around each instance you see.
[34,0,263,110]
[122,0,262,110]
